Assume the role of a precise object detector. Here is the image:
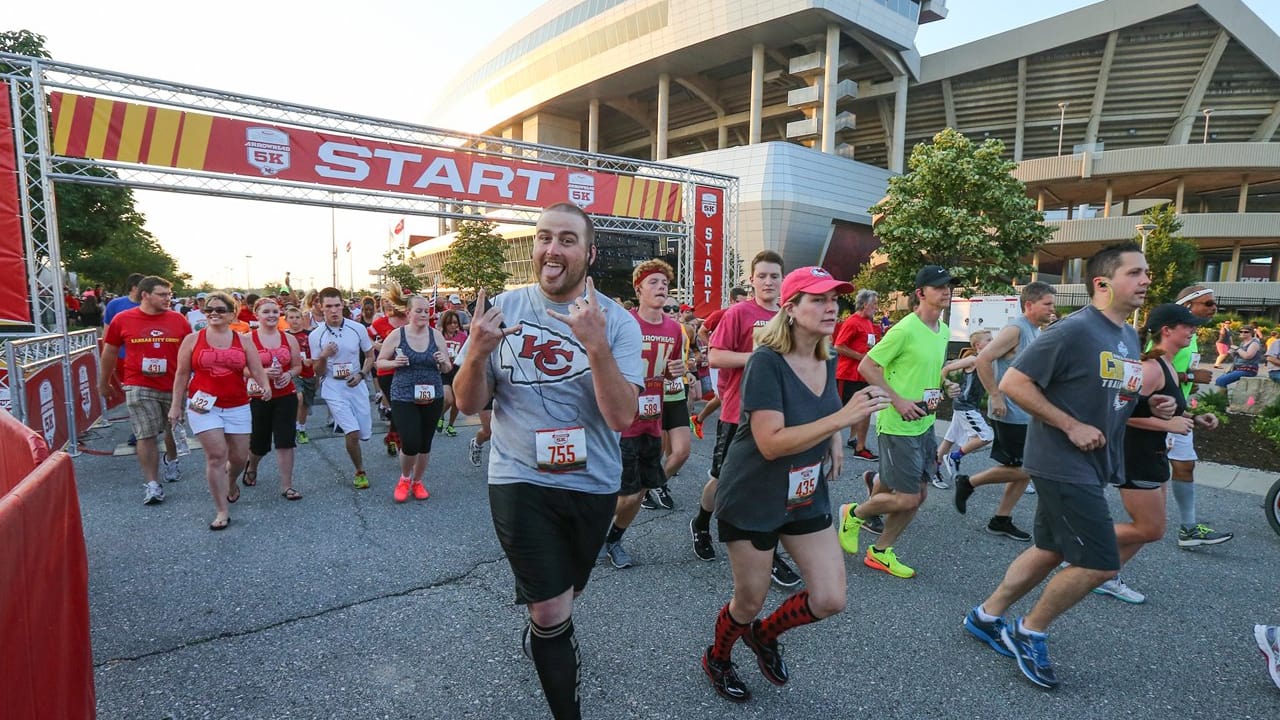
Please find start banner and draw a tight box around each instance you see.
[691,185,724,318]
[50,92,684,223]
[0,81,32,325]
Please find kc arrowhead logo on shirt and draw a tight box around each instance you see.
[500,322,590,385]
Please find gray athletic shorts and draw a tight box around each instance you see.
[1030,478,1120,571]
[876,431,937,493]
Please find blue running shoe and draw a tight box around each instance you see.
[964,607,1013,657]
[1001,619,1059,689]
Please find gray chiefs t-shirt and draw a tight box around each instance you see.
[458,286,644,494]
[1014,305,1141,486]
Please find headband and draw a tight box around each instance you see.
[1177,288,1213,306]
[634,267,668,287]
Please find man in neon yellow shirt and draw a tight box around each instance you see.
[838,265,958,578]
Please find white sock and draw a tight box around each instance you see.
[976,604,1000,623]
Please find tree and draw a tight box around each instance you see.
[868,128,1053,296]
[2,30,184,293]
[380,247,421,293]
[1139,203,1199,311]
[441,220,510,295]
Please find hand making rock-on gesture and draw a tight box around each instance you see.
[468,287,522,356]
[545,277,610,353]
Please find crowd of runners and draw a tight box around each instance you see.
[97,205,1275,718]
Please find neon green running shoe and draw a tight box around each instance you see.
[296,430,310,445]
[837,503,863,555]
[865,546,915,578]
[353,471,370,490]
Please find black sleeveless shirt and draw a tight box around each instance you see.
[1123,357,1186,484]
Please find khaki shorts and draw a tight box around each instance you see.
[124,386,173,438]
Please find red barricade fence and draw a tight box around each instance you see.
[0,408,95,719]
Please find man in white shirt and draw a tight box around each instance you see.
[309,286,376,488]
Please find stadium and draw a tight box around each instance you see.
[412,0,1280,310]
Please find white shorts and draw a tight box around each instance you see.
[944,409,995,445]
[187,403,251,435]
[1167,429,1197,462]
[323,381,372,441]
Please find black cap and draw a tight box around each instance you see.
[1144,303,1209,333]
[915,265,957,288]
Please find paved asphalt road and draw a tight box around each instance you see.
[75,406,1279,719]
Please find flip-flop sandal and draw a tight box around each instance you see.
[209,516,230,531]
[241,469,257,487]
[228,483,241,504]
[281,487,302,501]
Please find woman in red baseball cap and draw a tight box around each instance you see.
[700,266,890,702]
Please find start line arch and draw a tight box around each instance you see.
[0,52,737,452]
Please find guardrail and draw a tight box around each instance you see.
[1,328,104,454]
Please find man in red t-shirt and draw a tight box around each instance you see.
[834,288,883,460]
[99,276,192,505]
[692,287,749,435]
[600,259,686,569]
[691,251,801,588]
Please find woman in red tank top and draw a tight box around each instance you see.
[242,297,304,499]
[371,286,408,455]
[169,291,273,530]
[438,309,469,436]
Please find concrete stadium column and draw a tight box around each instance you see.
[657,73,670,160]
[891,74,908,173]
[1103,181,1113,218]
[1014,57,1027,162]
[1228,241,1242,282]
[1036,190,1045,212]
[821,24,840,154]
[1239,176,1250,213]
[750,44,764,145]
[718,124,728,149]
[588,98,600,154]
[1031,253,1040,282]
[1176,178,1185,214]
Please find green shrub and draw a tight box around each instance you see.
[1188,390,1229,425]
[1253,415,1280,449]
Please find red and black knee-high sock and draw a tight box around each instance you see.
[756,590,817,645]
[529,618,581,720]
[710,603,751,663]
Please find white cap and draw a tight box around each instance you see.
[449,294,462,304]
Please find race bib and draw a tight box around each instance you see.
[246,378,265,397]
[189,390,217,414]
[664,377,684,395]
[332,362,353,379]
[446,341,462,360]
[414,384,437,404]
[1122,359,1143,393]
[638,392,662,420]
[922,388,943,412]
[141,357,167,376]
[866,333,877,347]
[1188,352,1201,370]
[787,461,821,509]
[536,426,587,473]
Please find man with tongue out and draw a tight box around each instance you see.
[454,202,644,720]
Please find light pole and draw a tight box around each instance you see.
[1202,108,1214,144]
[1132,223,1158,326]
[1057,101,1069,155]
[244,255,252,293]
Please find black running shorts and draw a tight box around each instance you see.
[620,434,665,495]
[989,421,1027,467]
[710,420,738,479]
[1030,478,1120,571]
[661,395,690,431]
[489,482,615,605]
[718,514,832,552]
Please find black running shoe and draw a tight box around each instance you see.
[654,484,675,510]
[770,555,802,588]
[702,647,751,703]
[987,516,1031,542]
[742,621,789,686]
[1002,622,1060,689]
[863,514,885,535]
[954,474,975,515]
[640,490,660,510]
[691,517,716,561]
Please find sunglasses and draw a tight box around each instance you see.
[205,306,230,314]
[663,306,679,313]
[1197,300,1217,307]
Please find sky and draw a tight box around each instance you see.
[7,0,1280,292]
